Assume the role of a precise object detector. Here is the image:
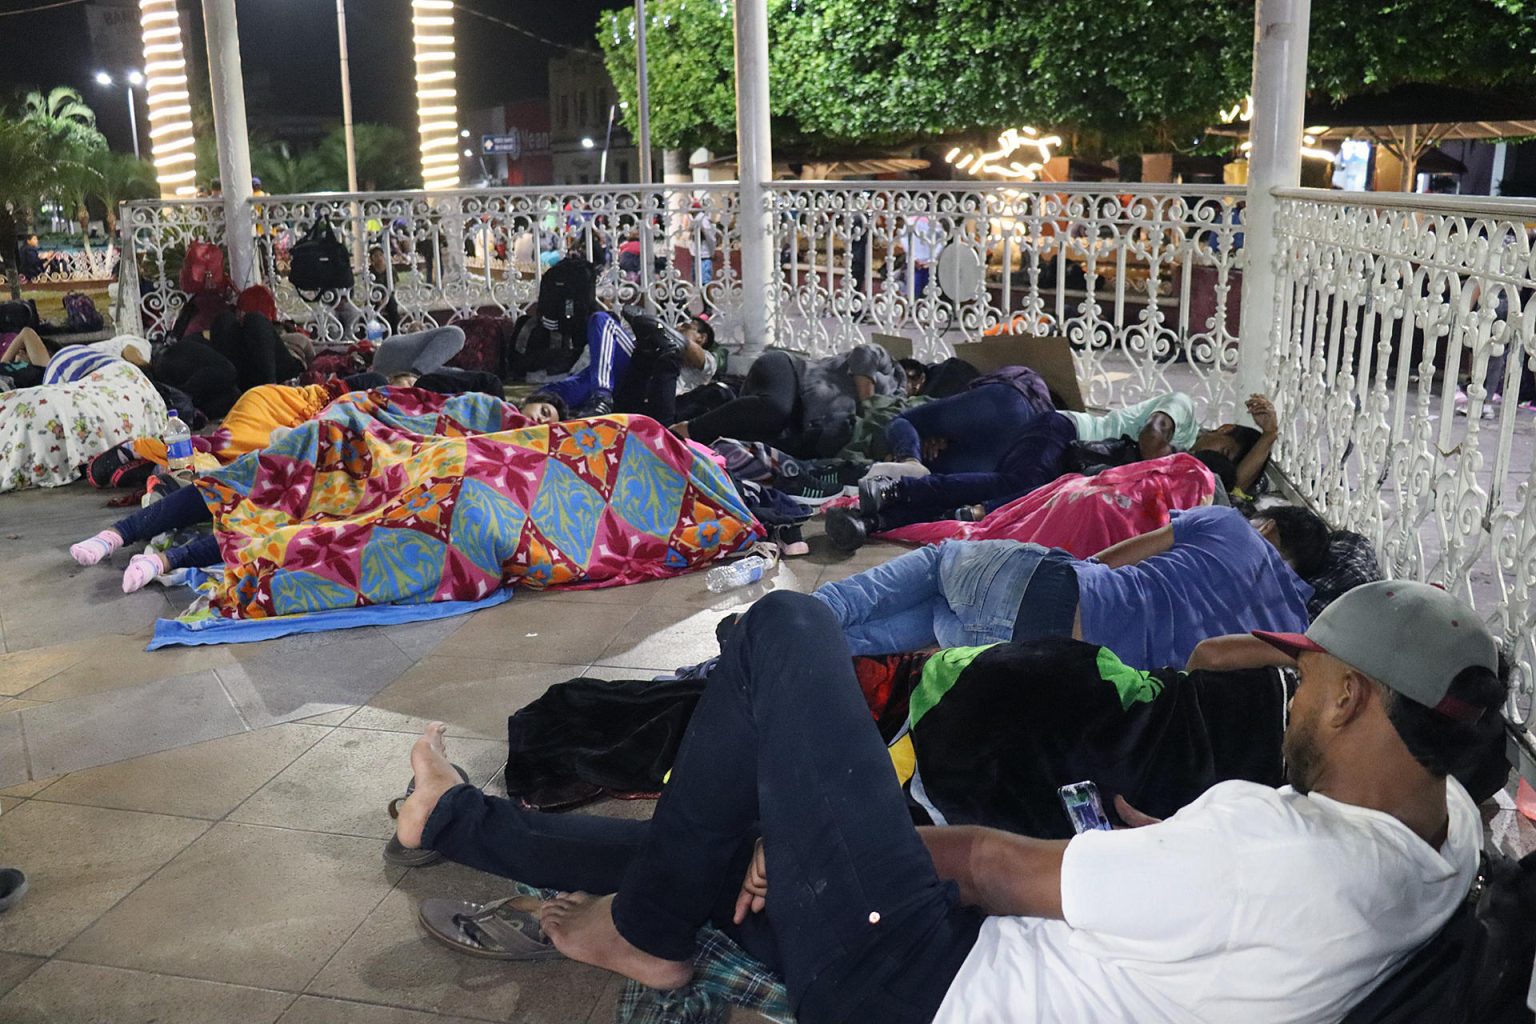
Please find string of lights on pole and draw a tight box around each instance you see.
[137,0,197,196]
[413,0,460,190]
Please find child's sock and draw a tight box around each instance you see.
[70,530,124,566]
[122,552,165,593]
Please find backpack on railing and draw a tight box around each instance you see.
[288,217,353,297]
[178,240,230,295]
[62,292,104,333]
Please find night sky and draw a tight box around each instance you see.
[0,0,624,150]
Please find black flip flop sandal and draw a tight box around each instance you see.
[383,762,470,867]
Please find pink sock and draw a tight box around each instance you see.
[71,530,124,566]
[122,553,165,593]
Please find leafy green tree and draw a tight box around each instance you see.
[597,0,1536,156]
[252,144,327,196]
[0,117,48,298]
[19,86,107,156]
[47,144,105,254]
[87,150,156,236]
[315,123,421,192]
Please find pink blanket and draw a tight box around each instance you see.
[862,453,1216,558]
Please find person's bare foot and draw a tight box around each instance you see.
[538,892,692,990]
[394,723,461,850]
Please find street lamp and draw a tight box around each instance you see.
[93,69,146,160]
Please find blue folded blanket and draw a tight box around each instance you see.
[148,566,514,650]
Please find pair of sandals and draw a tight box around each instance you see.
[385,764,564,961]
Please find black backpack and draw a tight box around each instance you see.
[0,299,39,334]
[1340,848,1536,1024]
[289,217,353,296]
[536,255,597,342]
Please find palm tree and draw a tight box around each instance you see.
[19,87,105,156]
[317,123,421,192]
[0,117,48,298]
[46,145,104,256]
[88,150,156,237]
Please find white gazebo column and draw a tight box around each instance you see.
[201,0,257,288]
[732,0,775,357]
[1235,0,1311,402]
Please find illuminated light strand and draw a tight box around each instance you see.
[139,0,198,196]
[945,127,1062,182]
[413,0,459,188]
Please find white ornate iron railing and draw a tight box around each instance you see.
[23,246,119,284]
[769,182,1247,419]
[1270,187,1536,733]
[118,186,743,345]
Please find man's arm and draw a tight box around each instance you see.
[919,825,1068,919]
[1186,634,1297,671]
[1092,523,1174,568]
[1235,394,1279,493]
[682,339,710,372]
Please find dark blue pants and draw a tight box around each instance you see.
[886,383,1046,473]
[111,485,220,569]
[879,410,1079,527]
[538,311,635,410]
[423,592,980,1024]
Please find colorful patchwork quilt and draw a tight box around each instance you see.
[195,388,762,619]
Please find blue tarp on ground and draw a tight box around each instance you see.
[147,566,513,650]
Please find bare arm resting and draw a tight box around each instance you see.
[1092,523,1175,569]
[919,825,1068,920]
[1186,634,1297,671]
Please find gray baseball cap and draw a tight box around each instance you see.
[1253,580,1497,723]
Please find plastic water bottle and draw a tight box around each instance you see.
[165,409,194,482]
[704,555,768,593]
[365,317,386,345]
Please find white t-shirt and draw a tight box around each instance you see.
[931,778,1479,1024]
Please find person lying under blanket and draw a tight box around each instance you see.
[0,330,166,493]
[72,387,759,613]
[389,581,1503,1023]
[813,503,1328,670]
[827,390,1279,549]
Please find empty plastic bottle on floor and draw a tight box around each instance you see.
[705,555,769,593]
[165,409,194,482]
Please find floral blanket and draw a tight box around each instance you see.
[0,359,167,493]
[196,389,762,619]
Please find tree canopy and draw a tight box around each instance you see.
[598,0,1536,156]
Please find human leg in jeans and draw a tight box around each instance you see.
[70,484,221,591]
[678,350,799,444]
[397,592,979,1022]
[812,544,948,654]
[371,326,468,377]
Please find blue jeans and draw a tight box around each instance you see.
[112,485,221,569]
[423,592,980,1024]
[886,383,1049,473]
[538,311,636,409]
[814,540,1076,654]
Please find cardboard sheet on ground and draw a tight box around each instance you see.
[147,566,514,650]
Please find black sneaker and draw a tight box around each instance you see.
[858,476,901,515]
[781,464,845,504]
[577,389,614,417]
[824,508,871,551]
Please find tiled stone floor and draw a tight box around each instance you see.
[2,482,1532,1023]
[0,481,899,1023]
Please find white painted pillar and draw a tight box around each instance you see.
[201,0,257,288]
[1236,0,1311,402]
[732,0,775,356]
[635,0,654,185]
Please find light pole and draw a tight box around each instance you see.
[335,0,359,193]
[94,69,145,159]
